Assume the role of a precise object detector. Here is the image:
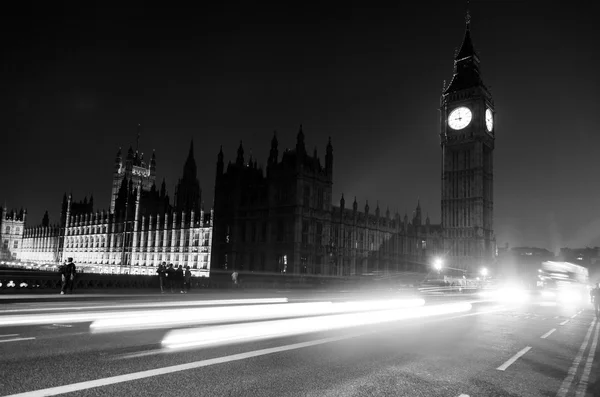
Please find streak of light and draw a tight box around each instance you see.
[0,298,289,313]
[161,301,471,351]
[90,298,425,333]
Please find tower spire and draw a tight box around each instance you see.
[465,0,471,27]
[136,124,141,153]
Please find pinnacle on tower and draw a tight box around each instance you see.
[236,141,244,166]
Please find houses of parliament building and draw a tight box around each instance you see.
[211,13,496,276]
[7,140,213,275]
[4,13,496,277]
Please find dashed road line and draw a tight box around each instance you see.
[575,320,599,397]
[571,313,578,319]
[0,337,36,343]
[556,319,597,397]
[1,333,366,397]
[560,319,570,326]
[0,334,19,338]
[497,346,532,371]
[540,328,556,339]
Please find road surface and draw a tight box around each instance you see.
[0,290,598,396]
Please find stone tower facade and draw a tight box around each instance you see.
[109,125,156,214]
[440,12,496,273]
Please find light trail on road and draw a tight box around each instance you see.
[89,298,426,333]
[161,301,471,351]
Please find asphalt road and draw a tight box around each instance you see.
[0,291,598,397]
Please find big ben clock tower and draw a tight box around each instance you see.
[440,11,495,274]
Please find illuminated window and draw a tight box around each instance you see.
[5,226,9,234]
[13,241,18,249]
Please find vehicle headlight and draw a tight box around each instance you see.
[541,290,556,299]
[558,290,581,303]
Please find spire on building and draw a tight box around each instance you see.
[236,141,244,166]
[444,7,484,94]
[136,124,142,153]
[269,131,279,166]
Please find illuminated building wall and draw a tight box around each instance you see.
[19,140,212,275]
[0,207,26,261]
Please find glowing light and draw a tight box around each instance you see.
[477,284,530,304]
[162,302,473,351]
[541,290,556,299]
[480,267,488,277]
[433,258,443,271]
[448,107,472,130]
[557,289,583,304]
[90,298,426,333]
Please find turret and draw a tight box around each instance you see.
[414,199,422,226]
[340,194,345,213]
[236,141,244,167]
[325,137,333,177]
[296,125,306,158]
[268,131,278,167]
[115,147,122,172]
[217,146,224,176]
[150,150,156,176]
[42,211,49,227]
[365,200,370,216]
[353,197,358,214]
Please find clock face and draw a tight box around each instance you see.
[448,107,472,130]
[485,108,493,132]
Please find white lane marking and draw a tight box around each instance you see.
[1,333,365,397]
[540,328,556,339]
[556,319,597,397]
[0,337,36,343]
[457,395,470,397]
[571,313,578,319]
[554,316,559,319]
[560,319,570,326]
[575,320,600,397]
[497,346,532,371]
[0,334,19,338]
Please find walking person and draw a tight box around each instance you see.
[184,266,192,293]
[591,283,600,319]
[60,257,77,295]
[231,269,239,289]
[157,262,167,293]
[166,263,175,293]
[175,265,184,293]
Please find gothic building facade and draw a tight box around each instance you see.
[211,128,443,275]
[0,207,26,261]
[19,139,212,275]
[440,12,496,272]
[212,13,495,276]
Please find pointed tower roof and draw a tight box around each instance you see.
[456,10,477,60]
[182,139,197,180]
[444,9,485,94]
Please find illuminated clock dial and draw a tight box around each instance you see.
[485,108,494,132]
[448,107,472,130]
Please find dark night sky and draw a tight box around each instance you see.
[2,1,599,253]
